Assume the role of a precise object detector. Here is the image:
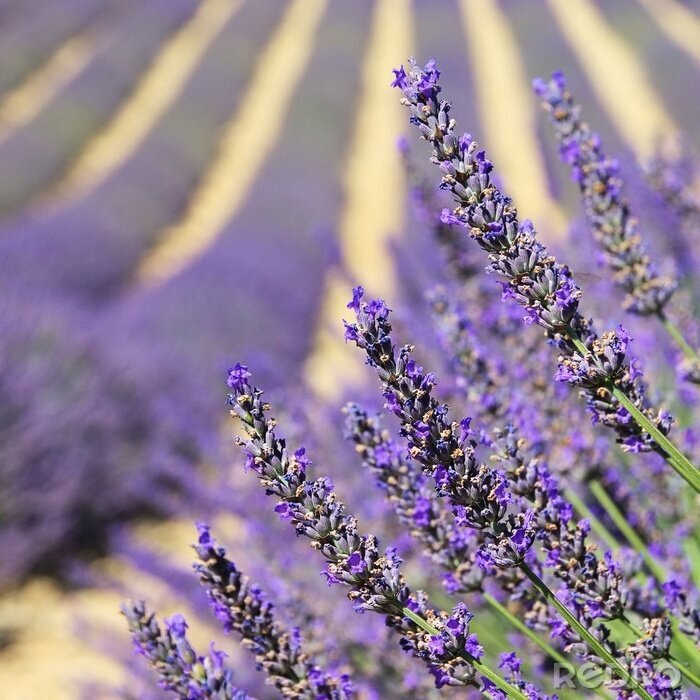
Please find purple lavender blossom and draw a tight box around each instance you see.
[121,601,250,700]
[193,523,354,700]
[662,580,700,644]
[645,143,700,383]
[533,72,700,394]
[533,71,677,316]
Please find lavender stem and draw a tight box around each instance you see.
[659,313,699,361]
[566,329,700,492]
[587,480,664,580]
[519,563,655,700]
[562,486,620,552]
[481,592,570,669]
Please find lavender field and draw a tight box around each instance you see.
[1,1,700,698]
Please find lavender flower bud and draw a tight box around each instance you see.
[662,580,700,643]
[193,523,353,699]
[121,601,248,699]
[678,356,700,385]
[534,71,677,315]
[497,650,557,700]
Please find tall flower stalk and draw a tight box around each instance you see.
[193,524,354,700]
[122,601,250,700]
[391,58,700,494]
[533,71,700,378]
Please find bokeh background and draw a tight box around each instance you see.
[1,0,700,697]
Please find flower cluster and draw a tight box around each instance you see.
[645,143,700,383]
[121,53,700,700]
[193,523,353,699]
[553,324,673,452]
[346,286,688,698]
[534,71,677,315]
[122,601,249,700]
[226,363,494,693]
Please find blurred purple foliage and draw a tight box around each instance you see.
[0,2,700,698]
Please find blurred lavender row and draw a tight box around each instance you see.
[0,0,360,586]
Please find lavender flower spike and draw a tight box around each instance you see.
[343,403,487,595]
[346,288,541,570]
[121,601,250,700]
[226,364,536,699]
[393,59,700,493]
[534,71,677,316]
[193,523,354,700]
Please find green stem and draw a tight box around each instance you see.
[401,606,528,700]
[567,331,700,493]
[482,594,611,700]
[619,618,700,689]
[685,537,700,590]
[658,313,698,361]
[671,632,700,684]
[520,563,654,700]
[673,658,700,690]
